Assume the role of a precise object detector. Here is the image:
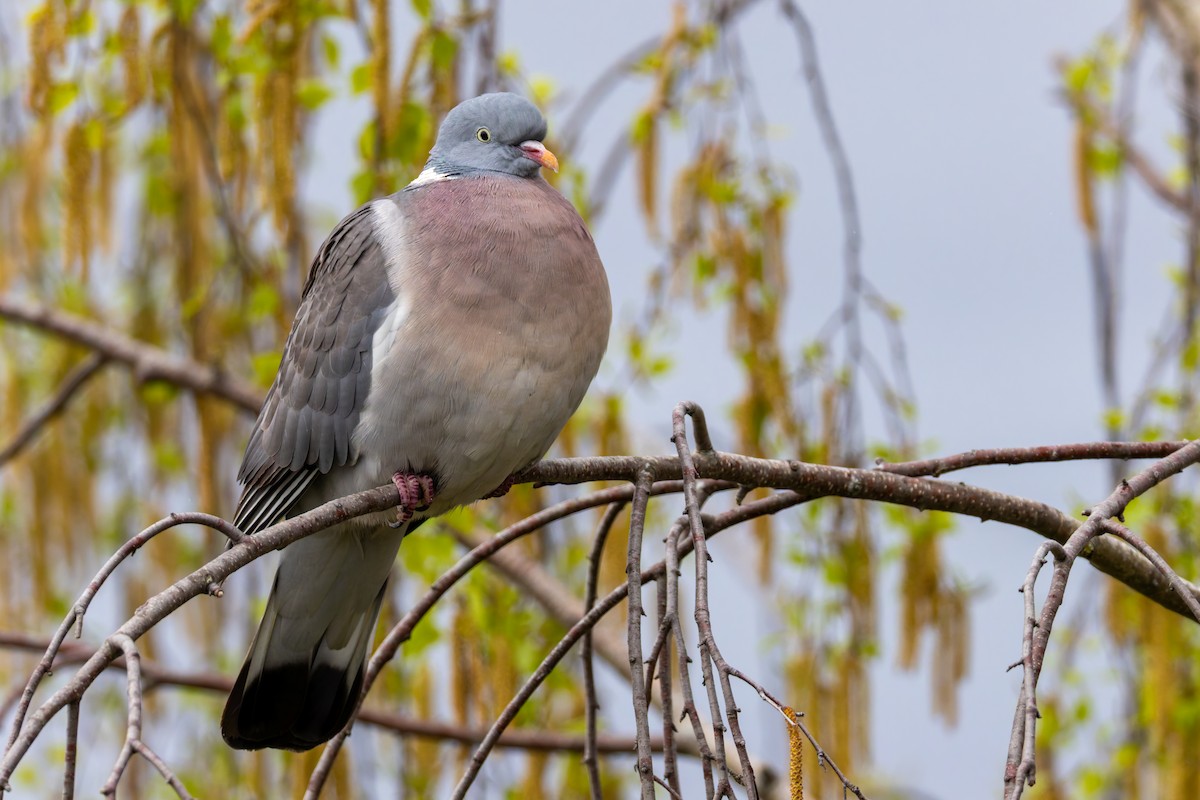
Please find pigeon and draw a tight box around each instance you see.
[220,92,612,751]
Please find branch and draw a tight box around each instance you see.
[5,512,242,754]
[444,484,809,799]
[0,352,107,468]
[675,402,757,798]
[0,296,261,414]
[0,631,664,754]
[726,667,868,800]
[521,451,1200,620]
[9,433,1200,795]
[1,485,400,790]
[878,440,1191,477]
[626,466,658,799]
[302,481,698,799]
[583,500,627,799]
[99,635,195,799]
[1003,440,1200,799]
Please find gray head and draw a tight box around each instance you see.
[425,93,558,179]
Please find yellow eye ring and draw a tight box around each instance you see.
[476,127,492,143]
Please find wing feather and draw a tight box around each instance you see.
[233,202,403,535]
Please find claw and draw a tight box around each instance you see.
[390,471,436,527]
[483,474,517,499]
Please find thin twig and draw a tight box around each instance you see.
[654,773,685,800]
[0,353,107,468]
[726,666,869,799]
[668,517,715,798]
[61,701,78,800]
[877,440,1190,478]
[303,481,702,800]
[674,401,757,798]
[652,575,679,795]
[100,635,195,800]
[626,465,658,799]
[1,485,403,789]
[1003,439,1200,798]
[0,629,671,754]
[1006,541,1067,799]
[780,0,866,463]
[583,500,627,799]
[444,487,812,800]
[1099,519,1200,624]
[5,512,243,753]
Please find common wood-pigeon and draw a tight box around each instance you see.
[220,92,612,751]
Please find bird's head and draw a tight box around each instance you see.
[425,92,558,179]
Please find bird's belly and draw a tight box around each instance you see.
[346,314,595,518]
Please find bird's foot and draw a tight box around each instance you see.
[388,472,436,528]
[483,474,517,499]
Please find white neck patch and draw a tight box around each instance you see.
[406,166,456,188]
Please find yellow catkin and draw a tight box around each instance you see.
[26,3,65,116]
[408,661,441,796]
[784,707,803,800]
[119,5,144,109]
[95,124,114,255]
[371,0,390,193]
[60,121,89,276]
[521,751,548,800]
[1073,122,1098,234]
[637,108,659,233]
[451,600,473,770]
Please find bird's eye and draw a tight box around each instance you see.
[476,127,492,143]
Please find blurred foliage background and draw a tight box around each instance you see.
[1,0,1200,797]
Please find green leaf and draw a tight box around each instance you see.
[1063,57,1094,94]
[65,9,96,36]
[46,83,78,116]
[296,78,333,111]
[350,62,372,95]
[429,29,457,71]
[321,33,340,68]
[251,351,282,388]
[497,50,520,77]
[1087,141,1123,178]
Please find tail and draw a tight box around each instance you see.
[221,525,406,751]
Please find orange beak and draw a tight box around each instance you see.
[519,140,559,173]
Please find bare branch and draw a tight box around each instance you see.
[303,481,704,799]
[0,630,669,754]
[878,440,1191,478]
[9,418,1200,796]
[674,401,756,797]
[583,500,627,799]
[1099,519,1200,624]
[61,702,77,800]
[1,484,400,789]
[100,635,194,800]
[1006,541,1067,799]
[5,512,243,754]
[0,353,107,468]
[726,667,869,800]
[521,451,1200,620]
[0,296,261,414]
[443,484,809,799]
[1003,440,1200,798]
[626,465,658,798]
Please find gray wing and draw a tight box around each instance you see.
[234,204,397,535]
